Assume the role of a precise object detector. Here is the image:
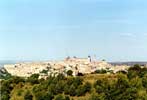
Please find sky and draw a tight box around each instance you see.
[0,0,147,62]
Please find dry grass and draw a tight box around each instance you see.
[83,74,117,84]
[10,83,35,100]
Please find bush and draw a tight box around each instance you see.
[56,74,65,80]
[73,77,83,88]
[64,84,70,95]
[17,89,23,96]
[94,69,107,74]
[54,94,70,100]
[128,64,141,72]
[83,82,91,93]
[10,76,25,84]
[76,82,91,96]
[77,72,84,76]
[54,81,65,94]
[54,94,65,100]
[0,79,14,100]
[27,74,39,84]
[116,74,129,89]
[67,70,73,76]
[30,74,39,79]
[89,93,105,100]
[65,95,70,100]
[1,92,10,100]
[142,74,147,88]
[69,85,76,96]
[127,70,138,79]
[24,91,33,100]
[35,91,54,100]
[40,69,48,74]
[76,85,85,96]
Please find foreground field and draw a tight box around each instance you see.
[1,65,147,100]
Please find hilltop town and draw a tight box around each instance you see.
[1,57,147,100]
[3,56,132,79]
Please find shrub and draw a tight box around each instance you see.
[40,69,48,74]
[89,93,105,100]
[76,82,91,96]
[83,82,91,93]
[69,85,76,96]
[27,74,39,84]
[142,74,147,88]
[94,69,107,74]
[54,94,65,100]
[54,81,64,94]
[77,72,84,76]
[128,64,141,72]
[56,74,65,80]
[1,92,10,100]
[24,90,33,100]
[73,77,83,88]
[65,95,70,100]
[35,91,54,100]
[30,74,39,79]
[17,89,23,96]
[67,70,73,76]
[76,85,85,96]
[64,84,70,95]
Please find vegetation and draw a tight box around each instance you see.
[0,64,147,100]
[94,69,107,74]
[66,70,73,76]
[0,68,13,80]
[40,69,48,74]
[24,90,33,100]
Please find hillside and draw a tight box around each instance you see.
[1,65,147,100]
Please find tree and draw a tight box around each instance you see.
[54,81,64,94]
[0,78,14,100]
[94,69,107,74]
[54,94,65,100]
[24,91,33,100]
[56,74,65,80]
[77,72,84,76]
[35,91,54,100]
[64,84,70,95]
[67,70,73,76]
[76,82,91,96]
[89,93,105,100]
[65,95,70,100]
[30,74,39,79]
[69,85,76,96]
[128,64,141,72]
[17,89,23,96]
[1,92,10,100]
[83,82,91,93]
[76,85,85,96]
[27,74,39,84]
[142,74,147,88]
[73,77,83,88]
[40,69,48,74]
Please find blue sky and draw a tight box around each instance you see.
[0,0,147,61]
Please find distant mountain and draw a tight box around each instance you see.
[110,62,147,66]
